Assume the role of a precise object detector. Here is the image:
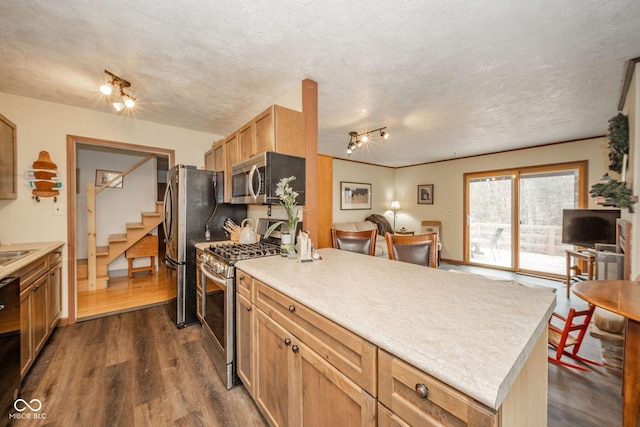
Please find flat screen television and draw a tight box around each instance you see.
[561,209,620,248]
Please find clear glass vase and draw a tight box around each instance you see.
[287,246,296,260]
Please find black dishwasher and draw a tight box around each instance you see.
[0,276,20,426]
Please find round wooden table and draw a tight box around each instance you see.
[573,280,640,427]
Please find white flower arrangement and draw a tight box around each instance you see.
[264,176,299,238]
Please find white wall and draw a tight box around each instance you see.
[0,92,219,317]
[332,160,396,226]
[331,137,610,261]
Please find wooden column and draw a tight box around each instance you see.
[302,79,319,247]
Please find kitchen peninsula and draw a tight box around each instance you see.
[236,248,556,426]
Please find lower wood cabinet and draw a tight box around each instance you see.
[236,268,546,426]
[378,349,497,427]
[19,247,63,378]
[236,291,254,395]
[255,310,376,427]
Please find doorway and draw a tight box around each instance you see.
[464,161,587,277]
[66,135,174,323]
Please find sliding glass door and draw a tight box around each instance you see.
[465,162,586,277]
[467,174,515,269]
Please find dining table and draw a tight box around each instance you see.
[573,280,640,427]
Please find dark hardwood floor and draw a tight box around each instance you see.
[11,307,267,427]
[10,265,634,426]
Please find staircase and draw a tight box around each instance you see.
[80,201,163,291]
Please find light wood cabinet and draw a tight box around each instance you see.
[237,105,305,161]
[18,245,64,378]
[378,349,497,426]
[224,133,239,202]
[254,279,377,395]
[47,260,62,330]
[0,113,17,200]
[236,269,255,395]
[210,104,305,202]
[239,272,376,427]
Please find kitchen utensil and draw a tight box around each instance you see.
[239,218,257,244]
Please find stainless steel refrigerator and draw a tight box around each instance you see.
[163,164,246,328]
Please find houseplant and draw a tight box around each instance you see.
[590,112,636,212]
[264,176,300,257]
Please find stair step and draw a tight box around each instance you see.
[126,222,145,229]
[142,212,161,217]
[96,246,109,256]
[109,234,127,243]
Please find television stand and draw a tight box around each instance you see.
[565,249,595,298]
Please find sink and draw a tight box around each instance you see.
[0,249,36,266]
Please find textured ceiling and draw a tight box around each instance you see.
[1,1,639,167]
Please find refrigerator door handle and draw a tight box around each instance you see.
[162,183,171,241]
[164,256,180,269]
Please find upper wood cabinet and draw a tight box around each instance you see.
[0,113,17,199]
[224,133,239,202]
[210,104,306,202]
[239,105,305,161]
[205,139,225,172]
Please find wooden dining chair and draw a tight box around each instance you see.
[547,304,602,371]
[384,232,438,267]
[331,228,378,256]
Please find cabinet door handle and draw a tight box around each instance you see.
[246,306,252,312]
[288,305,296,313]
[415,383,429,399]
[291,345,299,353]
[284,338,291,346]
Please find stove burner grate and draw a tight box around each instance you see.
[207,241,280,261]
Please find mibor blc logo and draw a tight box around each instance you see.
[8,398,46,420]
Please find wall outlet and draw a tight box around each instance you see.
[52,202,63,216]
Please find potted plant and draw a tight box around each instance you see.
[264,176,300,257]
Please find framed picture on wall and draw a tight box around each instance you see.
[95,169,124,188]
[340,181,372,210]
[417,184,434,205]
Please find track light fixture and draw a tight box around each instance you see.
[99,69,137,111]
[346,127,389,155]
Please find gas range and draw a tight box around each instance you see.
[202,241,281,279]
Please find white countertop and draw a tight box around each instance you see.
[0,241,65,279]
[236,247,556,410]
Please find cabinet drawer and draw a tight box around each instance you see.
[48,247,63,266]
[236,268,253,301]
[378,403,410,427]
[378,350,496,427]
[17,257,48,292]
[255,280,377,396]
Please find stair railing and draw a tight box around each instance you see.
[86,154,157,291]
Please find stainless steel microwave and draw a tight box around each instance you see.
[231,152,306,205]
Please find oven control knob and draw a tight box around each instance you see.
[213,263,225,274]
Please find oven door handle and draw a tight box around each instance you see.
[200,263,228,287]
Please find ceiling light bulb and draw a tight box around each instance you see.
[123,95,135,108]
[356,139,363,147]
[361,134,369,143]
[381,131,389,140]
[100,83,113,95]
[112,101,125,112]
[346,147,353,155]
